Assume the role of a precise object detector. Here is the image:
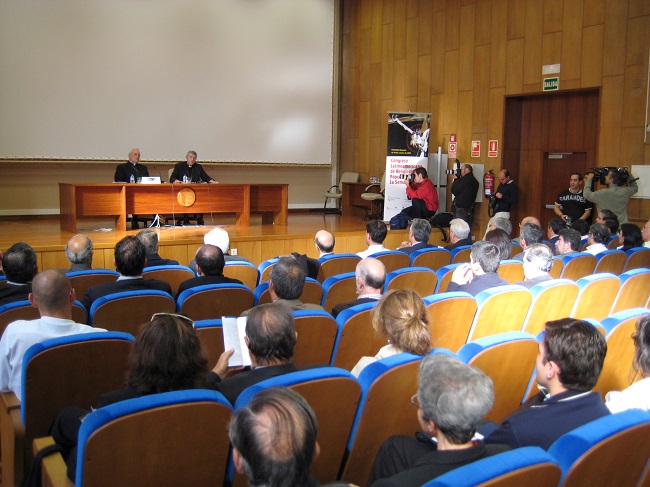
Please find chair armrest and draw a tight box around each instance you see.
[326,185,340,192]
[0,390,21,411]
[1,392,25,487]
[364,183,380,192]
[33,437,73,487]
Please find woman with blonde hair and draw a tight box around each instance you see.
[351,289,431,377]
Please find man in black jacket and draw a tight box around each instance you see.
[169,150,217,226]
[451,164,479,225]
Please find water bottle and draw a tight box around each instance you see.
[183,175,188,184]
[129,174,135,184]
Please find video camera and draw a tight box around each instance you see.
[445,159,462,178]
[589,166,633,186]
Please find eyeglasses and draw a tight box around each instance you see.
[151,313,194,327]
[410,393,421,410]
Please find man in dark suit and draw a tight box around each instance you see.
[176,244,242,298]
[114,148,149,229]
[0,242,38,306]
[169,151,217,226]
[136,230,179,267]
[444,218,473,250]
[207,303,298,406]
[81,236,172,310]
[446,241,508,296]
[332,257,385,318]
[397,219,434,255]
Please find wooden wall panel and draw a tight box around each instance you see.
[381,24,395,99]
[393,0,407,60]
[622,63,647,127]
[580,25,604,87]
[543,0,564,33]
[602,0,628,77]
[523,0,543,86]
[371,1,384,64]
[561,0,584,82]
[445,1,461,51]
[507,0,525,40]
[418,0,432,56]
[459,3,476,92]
[505,39,525,95]
[442,49,459,134]
[430,10,446,94]
[542,32,562,67]
[625,16,650,66]
[598,75,625,164]
[473,44,491,135]
[489,0,508,88]
[405,17,420,96]
[475,0,492,46]
[583,0,605,26]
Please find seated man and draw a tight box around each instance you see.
[643,218,650,248]
[189,228,251,273]
[136,229,179,267]
[513,216,541,245]
[81,236,172,310]
[65,235,94,271]
[547,217,565,245]
[358,220,389,258]
[485,318,609,449]
[229,387,320,487]
[369,354,508,486]
[332,257,386,318]
[444,218,472,250]
[169,150,217,225]
[515,244,554,288]
[512,223,544,261]
[290,230,337,280]
[484,228,512,261]
[114,148,149,229]
[211,303,298,405]
[398,219,434,255]
[554,228,581,256]
[399,167,439,220]
[0,242,38,306]
[485,216,512,237]
[584,223,609,255]
[176,244,242,298]
[447,241,509,296]
[0,270,104,400]
[571,219,590,239]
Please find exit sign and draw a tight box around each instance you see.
[543,77,559,91]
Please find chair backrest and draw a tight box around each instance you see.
[89,290,176,334]
[611,268,650,314]
[67,269,120,298]
[371,250,411,273]
[316,254,361,283]
[423,447,561,487]
[255,278,323,306]
[257,257,280,285]
[522,279,579,335]
[424,293,477,352]
[549,258,564,278]
[340,171,360,186]
[547,409,650,487]
[458,332,539,423]
[341,353,424,486]
[450,245,472,263]
[321,272,357,313]
[623,247,650,272]
[384,266,438,297]
[410,247,452,271]
[435,263,462,293]
[593,249,626,275]
[76,390,233,487]
[607,236,620,250]
[560,253,597,280]
[0,300,40,336]
[194,319,225,369]
[72,300,88,324]
[234,368,361,485]
[592,308,649,398]
[331,301,382,370]
[0,275,6,286]
[177,284,254,320]
[467,286,532,342]
[511,242,523,257]
[223,261,259,290]
[292,310,340,368]
[571,273,620,321]
[497,259,525,284]
[142,265,196,293]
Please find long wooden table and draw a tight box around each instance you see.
[59,183,288,232]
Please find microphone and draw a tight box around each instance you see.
[152,166,163,182]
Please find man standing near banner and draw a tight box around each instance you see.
[400,167,438,220]
[451,163,479,226]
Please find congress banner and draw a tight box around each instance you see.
[384,112,431,221]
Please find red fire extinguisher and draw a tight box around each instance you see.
[484,170,495,197]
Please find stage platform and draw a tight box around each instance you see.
[0,212,447,270]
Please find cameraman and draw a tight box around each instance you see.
[400,167,438,220]
[584,167,638,224]
[451,163,479,226]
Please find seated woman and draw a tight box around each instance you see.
[617,223,643,251]
[606,315,650,413]
[351,289,431,377]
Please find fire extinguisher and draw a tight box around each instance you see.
[484,170,495,197]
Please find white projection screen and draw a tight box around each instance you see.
[0,0,335,165]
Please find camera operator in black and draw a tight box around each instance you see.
[584,167,637,224]
[451,164,479,226]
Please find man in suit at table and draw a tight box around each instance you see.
[114,148,150,229]
[169,150,218,226]
[332,257,386,318]
[397,219,434,255]
[0,242,38,306]
[176,244,242,298]
[81,236,172,311]
[136,229,179,267]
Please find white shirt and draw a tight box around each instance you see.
[605,378,650,413]
[644,241,650,248]
[357,244,388,259]
[351,344,402,377]
[0,316,105,401]
[585,243,608,255]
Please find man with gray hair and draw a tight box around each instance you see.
[512,223,545,262]
[65,235,94,271]
[515,243,554,288]
[136,229,179,267]
[398,219,434,255]
[169,150,218,226]
[332,257,386,318]
[485,216,512,237]
[369,354,508,486]
[444,218,472,250]
[447,241,508,296]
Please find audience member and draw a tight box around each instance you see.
[398,219,434,254]
[189,227,250,273]
[351,289,431,377]
[570,219,590,239]
[485,318,609,449]
[81,236,172,310]
[0,242,38,306]
[176,244,242,298]
[369,354,507,487]
[229,387,320,487]
[332,258,386,318]
[287,229,336,280]
[358,220,388,258]
[314,230,336,257]
[643,219,650,248]
[0,271,103,400]
[515,244,554,288]
[512,223,544,262]
[584,223,609,255]
[617,223,643,251]
[444,219,472,250]
[447,241,508,296]
[212,303,298,405]
[65,235,94,271]
[485,216,512,237]
[513,216,541,245]
[547,217,565,245]
[555,228,581,256]
[606,315,650,413]
[484,228,512,261]
[136,229,179,267]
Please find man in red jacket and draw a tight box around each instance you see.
[401,167,438,220]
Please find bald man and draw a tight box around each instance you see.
[513,216,541,245]
[0,271,105,400]
[332,257,386,318]
[314,230,335,257]
[65,234,94,271]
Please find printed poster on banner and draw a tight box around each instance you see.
[385,112,431,221]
